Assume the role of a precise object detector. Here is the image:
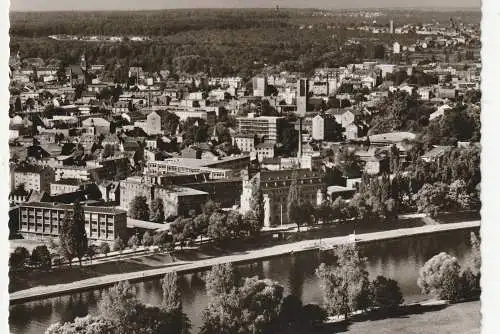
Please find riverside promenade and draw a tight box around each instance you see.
[10,220,480,305]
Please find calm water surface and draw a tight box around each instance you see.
[9,229,476,334]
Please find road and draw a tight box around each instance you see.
[10,220,480,304]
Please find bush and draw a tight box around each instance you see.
[9,246,30,271]
[371,276,403,311]
[418,252,461,302]
[113,237,126,252]
[128,235,139,249]
[31,245,52,270]
[99,242,111,256]
[302,304,328,328]
[142,231,154,247]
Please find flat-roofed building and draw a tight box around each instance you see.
[18,202,127,242]
[145,155,249,180]
[237,114,286,143]
[120,176,209,218]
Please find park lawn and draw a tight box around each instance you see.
[346,301,480,334]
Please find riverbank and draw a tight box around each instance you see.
[9,220,479,304]
[344,300,480,334]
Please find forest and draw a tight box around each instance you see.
[9,9,480,78]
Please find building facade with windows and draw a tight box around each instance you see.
[240,169,324,227]
[237,114,285,143]
[18,202,127,242]
[13,165,55,193]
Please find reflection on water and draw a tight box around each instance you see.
[9,229,476,334]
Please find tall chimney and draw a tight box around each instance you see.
[297,117,303,159]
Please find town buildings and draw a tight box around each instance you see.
[13,165,55,193]
[240,168,325,227]
[18,202,127,242]
[237,114,286,143]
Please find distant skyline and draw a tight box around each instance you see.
[10,0,480,12]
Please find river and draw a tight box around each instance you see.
[9,228,477,334]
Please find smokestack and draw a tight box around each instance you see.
[298,118,302,159]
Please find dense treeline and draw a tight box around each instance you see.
[14,9,482,77]
[10,9,296,37]
[9,9,481,38]
[11,28,383,77]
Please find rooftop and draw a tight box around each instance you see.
[19,202,127,215]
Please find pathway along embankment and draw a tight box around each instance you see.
[10,220,480,305]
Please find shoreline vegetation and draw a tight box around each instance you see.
[41,237,480,334]
[10,219,479,304]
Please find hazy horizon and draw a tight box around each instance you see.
[10,0,481,12]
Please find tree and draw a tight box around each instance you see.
[113,237,126,252]
[100,242,111,256]
[14,96,22,111]
[370,276,403,311]
[301,304,328,329]
[153,230,173,250]
[162,272,191,334]
[287,176,302,231]
[281,126,299,156]
[129,195,150,221]
[162,272,182,313]
[414,182,450,216]
[417,252,461,301]
[142,231,154,247]
[45,315,116,334]
[31,245,52,270]
[128,234,140,249]
[207,210,231,246]
[278,295,303,329]
[59,201,88,266]
[98,281,139,327]
[202,264,284,334]
[102,144,115,158]
[389,144,400,173]
[194,213,209,244]
[335,148,363,178]
[448,179,471,209]
[150,198,165,224]
[469,232,481,275]
[10,246,30,271]
[205,263,238,299]
[316,243,371,319]
[244,175,264,237]
[87,244,98,264]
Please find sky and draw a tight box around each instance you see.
[10,0,480,12]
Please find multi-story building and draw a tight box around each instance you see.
[13,165,55,193]
[296,78,309,117]
[183,178,243,208]
[145,110,174,136]
[50,179,87,195]
[120,176,209,218]
[54,165,103,182]
[252,76,267,97]
[18,202,127,242]
[145,156,249,180]
[54,156,129,183]
[255,142,276,162]
[233,135,256,153]
[312,114,342,141]
[237,114,286,143]
[240,169,324,227]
